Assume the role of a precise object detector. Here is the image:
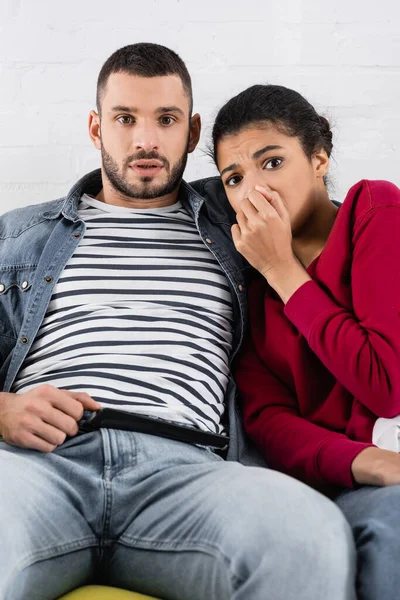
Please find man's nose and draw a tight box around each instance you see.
[133,126,160,152]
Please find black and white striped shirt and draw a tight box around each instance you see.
[12,195,234,434]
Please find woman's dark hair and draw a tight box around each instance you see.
[211,84,332,165]
[96,43,193,115]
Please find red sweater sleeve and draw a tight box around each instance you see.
[235,337,371,488]
[284,203,400,418]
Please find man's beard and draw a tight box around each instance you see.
[101,140,189,201]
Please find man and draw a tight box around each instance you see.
[0,43,356,600]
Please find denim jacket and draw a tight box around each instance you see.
[0,169,265,466]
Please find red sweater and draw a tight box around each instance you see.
[235,180,400,490]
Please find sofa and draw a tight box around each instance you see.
[59,585,159,599]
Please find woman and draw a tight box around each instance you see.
[211,84,400,600]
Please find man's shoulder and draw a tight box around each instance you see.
[0,197,65,237]
[187,176,236,222]
[188,175,228,204]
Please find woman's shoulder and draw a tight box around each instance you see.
[344,179,400,213]
[338,180,400,227]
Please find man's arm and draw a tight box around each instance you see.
[0,385,100,452]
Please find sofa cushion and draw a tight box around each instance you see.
[58,585,159,599]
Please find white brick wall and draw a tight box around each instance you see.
[0,0,399,213]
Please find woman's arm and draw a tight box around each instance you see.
[237,326,400,489]
[234,336,372,489]
[235,181,400,419]
[280,203,400,418]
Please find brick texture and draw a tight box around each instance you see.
[0,0,399,212]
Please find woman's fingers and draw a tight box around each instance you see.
[246,189,277,219]
[235,210,248,230]
[255,185,290,223]
[240,195,261,220]
[231,223,241,249]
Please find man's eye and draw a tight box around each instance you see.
[264,157,283,169]
[117,116,134,125]
[225,175,242,187]
[159,116,175,126]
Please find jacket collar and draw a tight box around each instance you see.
[43,170,104,222]
[42,169,219,222]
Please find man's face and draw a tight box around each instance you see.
[92,72,199,202]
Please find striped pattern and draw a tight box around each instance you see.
[12,195,233,434]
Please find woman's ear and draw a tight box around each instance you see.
[312,149,330,179]
[188,113,201,153]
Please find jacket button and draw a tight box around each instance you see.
[21,281,29,289]
[21,336,29,344]
[205,238,212,244]
[44,276,53,283]
[238,284,244,292]
[73,233,81,238]
[0,284,4,292]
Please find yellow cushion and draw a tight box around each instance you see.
[58,585,159,599]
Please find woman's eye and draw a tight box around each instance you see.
[264,157,283,169]
[160,116,175,126]
[117,116,134,125]
[225,175,242,187]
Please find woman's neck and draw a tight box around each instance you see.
[292,196,339,269]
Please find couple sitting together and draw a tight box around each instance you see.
[0,41,399,600]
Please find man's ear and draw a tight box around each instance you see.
[188,113,201,153]
[313,149,330,179]
[88,110,101,150]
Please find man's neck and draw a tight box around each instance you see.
[96,174,180,209]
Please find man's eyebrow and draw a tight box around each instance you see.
[156,106,185,117]
[110,105,138,113]
[109,105,185,117]
[252,144,283,159]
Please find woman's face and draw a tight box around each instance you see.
[216,124,329,235]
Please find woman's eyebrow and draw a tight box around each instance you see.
[220,144,284,177]
[252,144,283,159]
[221,162,237,177]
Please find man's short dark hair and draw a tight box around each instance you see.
[96,43,193,115]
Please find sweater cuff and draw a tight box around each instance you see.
[284,280,337,342]
[316,438,373,488]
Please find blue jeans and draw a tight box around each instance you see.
[0,430,356,600]
[336,484,400,600]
